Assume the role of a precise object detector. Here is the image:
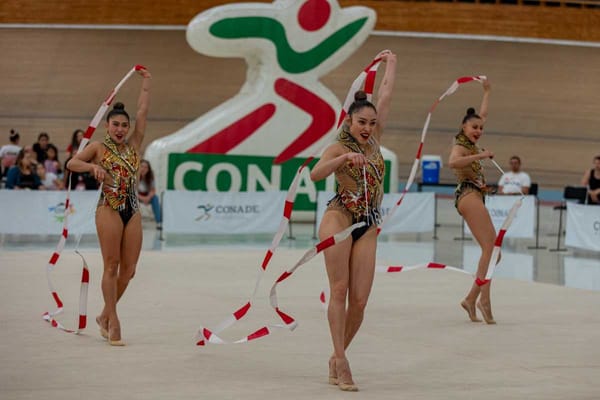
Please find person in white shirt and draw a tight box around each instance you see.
[498,156,530,195]
[0,129,22,177]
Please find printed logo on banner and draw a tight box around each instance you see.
[593,220,600,235]
[48,202,75,223]
[195,204,214,221]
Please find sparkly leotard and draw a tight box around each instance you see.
[452,133,487,212]
[97,134,140,225]
[326,129,385,241]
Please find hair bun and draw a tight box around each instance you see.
[466,107,476,116]
[9,129,19,139]
[113,102,125,110]
[354,90,368,102]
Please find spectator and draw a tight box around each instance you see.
[498,155,531,195]
[66,129,84,159]
[581,155,600,205]
[33,132,52,164]
[138,159,162,230]
[37,163,64,190]
[5,149,44,190]
[44,143,63,178]
[0,129,21,177]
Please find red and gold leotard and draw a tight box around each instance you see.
[98,134,140,224]
[452,133,487,210]
[326,128,385,240]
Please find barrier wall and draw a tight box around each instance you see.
[565,203,600,252]
[1,1,599,41]
[464,195,536,239]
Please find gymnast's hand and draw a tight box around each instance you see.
[90,164,106,182]
[346,152,368,168]
[480,149,494,160]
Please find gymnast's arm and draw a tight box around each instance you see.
[128,68,152,153]
[373,51,397,141]
[479,79,491,122]
[310,143,366,182]
[448,145,493,169]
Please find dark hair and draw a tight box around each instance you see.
[46,143,60,162]
[38,132,49,141]
[510,155,521,163]
[462,107,481,124]
[594,155,600,162]
[106,102,130,122]
[140,159,154,186]
[15,149,26,170]
[9,129,19,143]
[347,90,376,116]
[71,129,84,150]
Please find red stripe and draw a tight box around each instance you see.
[316,236,335,253]
[84,126,95,139]
[274,78,336,164]
[261,250,273,270]
[203,328,213,340]
[78,315,87,329]
[49,252,60,265]
[427,262,446,269]
[276,271,292,283]
[233,302,251,320]
[457,76,474,84]
[300,156,314,169]
[416,142,424,160]
[275,307,295,325]
[81,267,90,283]
[247,327,270,342]
[187,104,276,154]
[387,266,403,272]
[62,228,68,239]
[51,320,58,327]
[319,291,326,303]
[104,90,115,104]
[475,277,490,286]
[364,70,376,94]
[283,200,294,220]
[196,340,205,346]
[52,292,63,308]
[135,64,146,71]
[363,57,382,72]
[494,229,507,247]
[65,198,70,208]
[376,226,382,235]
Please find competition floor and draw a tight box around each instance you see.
[1,198,599,400]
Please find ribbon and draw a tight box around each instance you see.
[42,65,144,333]
[196,53,386,346]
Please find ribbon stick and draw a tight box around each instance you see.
[196,52,387,346]
[43,65,143,333]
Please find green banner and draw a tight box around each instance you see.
[168,153,391,211]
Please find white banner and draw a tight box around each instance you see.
[0,190,99,235]
[163,190,286,234]
[564,256,600,290]
[565,203,600,252]
[464,195,535,239]
[315,192,435,234]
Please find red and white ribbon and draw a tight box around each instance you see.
[320,261,473,307]
[42,65,144,333]
[196,53,387,346]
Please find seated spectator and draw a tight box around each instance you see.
[138,159,162,230]
[37,163,64,190]
[33,132,53,164]
[44,143,63,178]
[580,155,600,205]
[65,129,84,159]
[5,149,44,190]
[498,155,531,195]
[63,154,99,191]
[0,129,21,177]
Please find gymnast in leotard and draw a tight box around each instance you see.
[67,67,151,345]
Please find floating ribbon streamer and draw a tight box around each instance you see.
[42,65,145,334]
[196,52,387,346]
[320,261,474,308]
